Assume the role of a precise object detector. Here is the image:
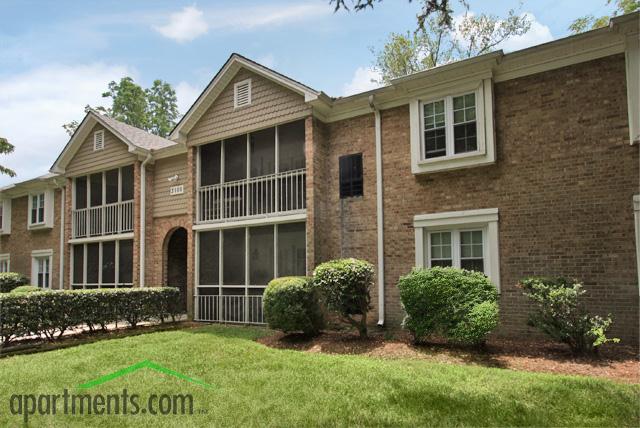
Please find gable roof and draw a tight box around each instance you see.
[169,53,325,141]
[51,110,178,174]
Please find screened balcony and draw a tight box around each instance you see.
[197,120,306,224]
[72,166,134,239]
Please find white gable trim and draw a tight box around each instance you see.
[170,54,320,140]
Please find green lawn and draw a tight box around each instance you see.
[0,325,637,427]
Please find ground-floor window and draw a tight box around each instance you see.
[414,209,500,291]
[31,250,52,289]
[196,221,306,323]
[71,239,133,288]
[0,254,9,272]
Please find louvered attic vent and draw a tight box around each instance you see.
[93,130,105,151]
[234,79,252,108]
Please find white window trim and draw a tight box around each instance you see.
[414,208,500,291]
[0,199,10,235]
[233,78,252,108]
[93,130,105,151]
[0,253,10,272]
[410,78,495,174]
[31,249,53,289]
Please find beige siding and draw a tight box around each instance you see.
[153,154,188,218]
[66,124,137,176]
[188,69,311,145]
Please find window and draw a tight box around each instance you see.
[0,254,9,272]
[339,154,363,198]
[414,208,500,290]
[31,250,52,289]
[93,130,104,151]
[28,190,53,229]
[71,240,133,288]
[234,79,252,108]
[410,79,495,174]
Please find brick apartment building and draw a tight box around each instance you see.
[0,13,638,344]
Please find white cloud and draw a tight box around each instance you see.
[175,81,203,115]
[342,67,383,97]
[256,53,277,69]
[153,6,209,43]
[153,4,329,42]
[498,13,553,52]
[0,63,134,186]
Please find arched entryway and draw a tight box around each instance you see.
[165,227,188,311]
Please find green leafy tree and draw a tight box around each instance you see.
[63,78,180,138]
[0,137,16,178]
[373,6,531,83]
[569,0,638,34]
[146,80,179,137]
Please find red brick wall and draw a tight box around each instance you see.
[312,54,639,344]
[0,189,63,289]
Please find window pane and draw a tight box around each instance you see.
[199,230,219,285]
[250,128,275,177]
[339,154,363,198]
[105,169,119,204]
[249,225,274,285]
[223,228,245,285]
[278,120,306,172]
[89,173,102,207]
[118,240,133,284]
[73,245,84,285]
[460,230,484,273]
[278,222,306,277]
[430,231,452,267]
[461,259,484,272]
[425,128,446,158]
[121,165,134,201]
[224,135,247,182]
[200,141,221,186]
[454,122,477,154]
[102,241,116,284]
[75,177,87,209]
[86,243,99,284]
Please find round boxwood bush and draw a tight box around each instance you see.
[0,272,29,293]
[263,276,324,336]
[312,258,373,337]
[10,285,43,294]
[398,267,499,345]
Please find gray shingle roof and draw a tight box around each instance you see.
[96,112,177,151]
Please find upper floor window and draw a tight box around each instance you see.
[74,165,134,210]
[410,79,495,174]
[27,190,53,230]
[93,130,105,151]
[339,153,363,198]
[234,79,252,108]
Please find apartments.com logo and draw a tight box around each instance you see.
[8,360,212,422]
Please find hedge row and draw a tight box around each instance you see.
[0,272,29,293]
[0,287,183,346]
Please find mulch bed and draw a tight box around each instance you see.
[258,330,640,384]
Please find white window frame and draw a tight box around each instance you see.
[31,249,53,289]
[0,199,10,234]
[27,189,54,229]
[410,78,495,174]
[0,254,10,272]
[414,208,500,291]
[233,78,252,108]
[93,130,105,151]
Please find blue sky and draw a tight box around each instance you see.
[0,0,615,185]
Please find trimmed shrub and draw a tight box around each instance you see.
[0,272,29,293]
[264,277,324,336]
[398,267,499,345]
[520,277,620,354]
[0,287,183,346]
[10,285,42,294]
[313,258,373,337]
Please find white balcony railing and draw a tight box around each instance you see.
[72,200,134,239]
[197,168,306,223]
[194,294,265,324]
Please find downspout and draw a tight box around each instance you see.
[140,152,153,287]
[369,95,385,326]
